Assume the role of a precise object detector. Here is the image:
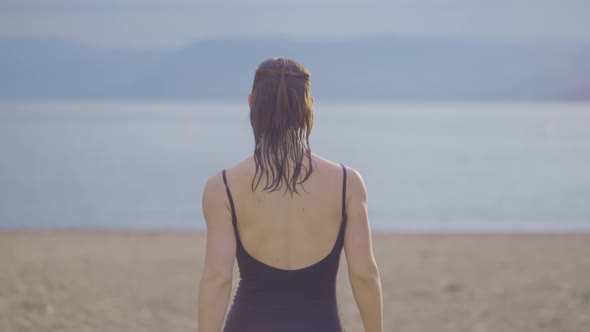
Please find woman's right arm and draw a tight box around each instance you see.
[343,168,383,332]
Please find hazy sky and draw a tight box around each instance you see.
[1,0,589,49]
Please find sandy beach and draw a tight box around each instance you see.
[1,231,589,332]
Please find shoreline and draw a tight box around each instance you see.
[2,227,590,234]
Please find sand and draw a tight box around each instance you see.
[1,231,589,332]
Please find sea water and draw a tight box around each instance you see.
[1,100,589,231]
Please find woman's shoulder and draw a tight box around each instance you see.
[311,154,363,181]
[310,153,344,171]
[203,156,250,190]
[214,153,366,195]
[219,156,255,181]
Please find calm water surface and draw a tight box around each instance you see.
[1,100,589,231]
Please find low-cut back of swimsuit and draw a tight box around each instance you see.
[221,164,348,332]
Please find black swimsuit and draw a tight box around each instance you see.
[221,164,348,332]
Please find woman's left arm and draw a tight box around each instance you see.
[198,174,236,332]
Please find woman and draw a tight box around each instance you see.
[198,58,382,332]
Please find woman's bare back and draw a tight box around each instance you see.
[223,153,345,271]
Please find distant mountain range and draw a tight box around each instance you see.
[1,36,589,100]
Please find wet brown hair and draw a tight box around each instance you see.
[250,58,314,195]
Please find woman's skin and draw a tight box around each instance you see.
[197,95,383,332]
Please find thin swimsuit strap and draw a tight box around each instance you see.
[222,169,238,234]
[339,163,347,238]
[221,164,347,244]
